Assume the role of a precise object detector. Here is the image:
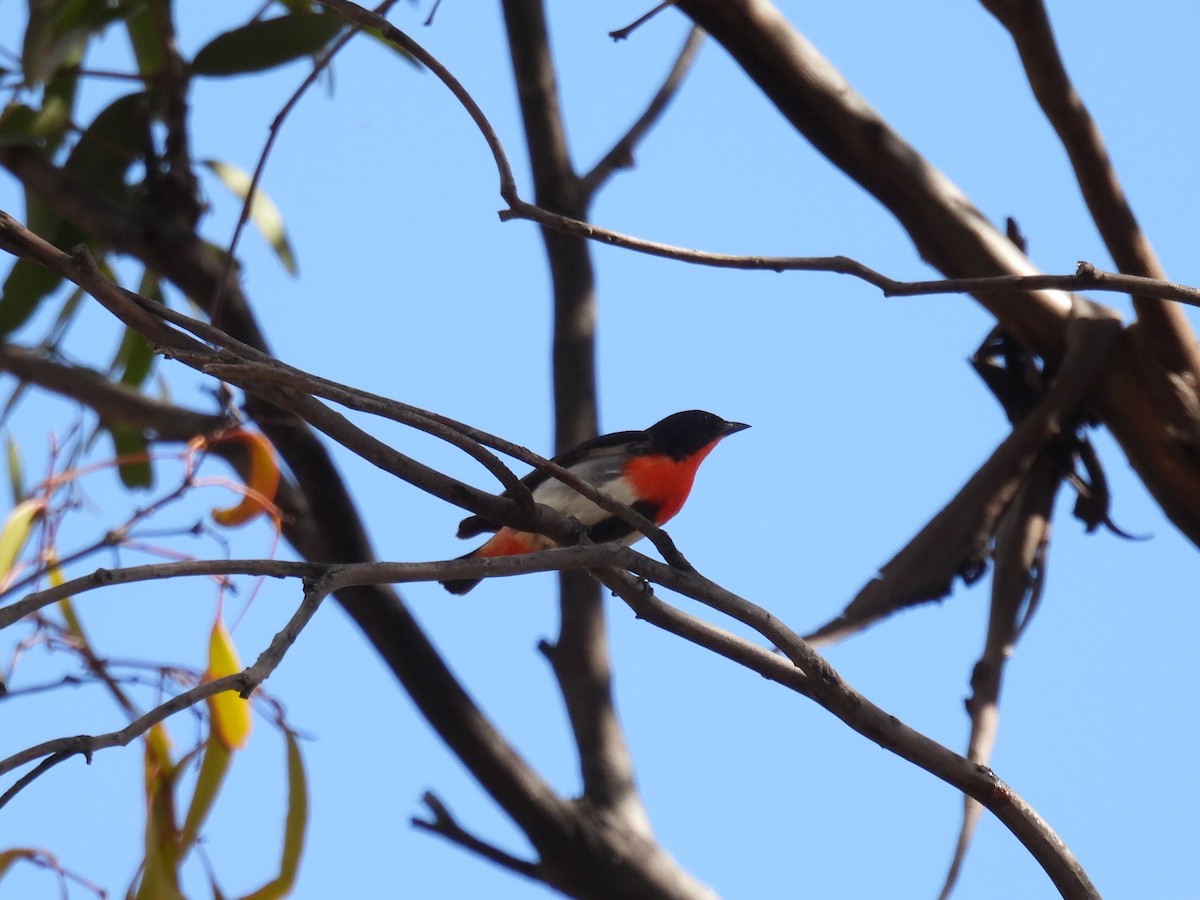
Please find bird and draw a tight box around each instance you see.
[440,410,749,594]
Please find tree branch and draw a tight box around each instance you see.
[581,26,705,198]
[979,0,1200,379]
[939,450,1060,900]
[315,0,518,201]
[663,0,1200,552]
[501,0,647,837]
[412,792,541,882]
[0,342,223,440]
[589,566,1098,900]
[1,569,331,791]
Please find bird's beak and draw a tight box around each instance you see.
[721,421,750,436]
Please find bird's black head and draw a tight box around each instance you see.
[646,410,750,460]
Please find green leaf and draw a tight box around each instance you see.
[112,325,155,388]
[22,0,125,85]
[135,724,184,900]
[202,160,298,275]
[364,27,420,68]
[124,1,165,76]
[24,188,64,243]
[45,284,88,346]
[0,497,45,590]
[22,0,61,85]
[0,97,71,146]
[0,188,91,337]
[41,67,81,153]
[0,258,63,336]
[108,271,160,388]
[64,91,150,203]
[238,731,308,900]
[179,736,232,855]
[6,435,22,506]
[108,422,153,490]
[190,13,344,77]
[275,0,318,12]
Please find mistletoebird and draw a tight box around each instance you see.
[441,410,749,594]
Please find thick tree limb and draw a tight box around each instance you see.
[502,0,648,840]
[979,0,1200,380]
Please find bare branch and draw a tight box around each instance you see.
[503,201,1200,306]
[214,1,403,321]
[610,2,678,41]
[502,0,647,837]
[591,567,1099,900]
[315,0,518,201]
[1,567,335,804]
[412,792,541,882]
[0,343,224,441]
[581,26,705,198]
[979,0,1200,378]
[661,0,1200,549]
[0,559,323,632]
[0,752,73,811]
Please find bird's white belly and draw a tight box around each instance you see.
[530,475,638,527]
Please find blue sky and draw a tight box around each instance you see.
[2,2,1199,898]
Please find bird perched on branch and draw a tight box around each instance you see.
[440,410,749,594]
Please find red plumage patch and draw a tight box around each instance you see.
[622,438,721,525]
[473,528,547,559]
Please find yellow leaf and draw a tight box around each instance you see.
[204,617,252,750]
[0,847,38,880]
[142,722,174,798]
[45,554,88,644]
[0,497,45,590]
[208,429,281,529]
[202,159,298,275]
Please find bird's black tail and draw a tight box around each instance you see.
[440,551,481,595]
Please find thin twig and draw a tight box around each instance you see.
[582,26,705,197]
[0,559,324,629]
[0,752,72,810]
[0,568,338,794]
[503,200,1200,307]
[610,2,677,41]
[214,1,401,322]
[412,792,541,881]
[316,0,518,200]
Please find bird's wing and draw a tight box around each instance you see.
[455,429,649,538]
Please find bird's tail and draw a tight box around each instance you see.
[440,549,481,595]
[440,529,542,595]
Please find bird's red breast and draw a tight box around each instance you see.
[622,437,723,526]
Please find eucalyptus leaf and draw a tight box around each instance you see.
[203,160,298,276]
[191,13,344,77]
